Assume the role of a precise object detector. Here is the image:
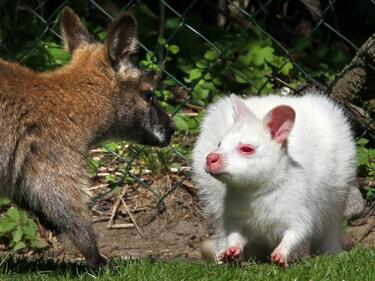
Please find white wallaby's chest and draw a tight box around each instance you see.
[223,188,291,244]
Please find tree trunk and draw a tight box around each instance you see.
[329,34,375,138]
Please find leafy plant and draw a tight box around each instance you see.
[357,138,375,200]
[0,199,45,252]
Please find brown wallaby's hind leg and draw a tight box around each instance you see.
[22,159,106,269]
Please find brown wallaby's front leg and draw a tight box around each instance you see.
[22,157,106,269]
[65,210,107,269]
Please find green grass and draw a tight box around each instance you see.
[0,247,374,281]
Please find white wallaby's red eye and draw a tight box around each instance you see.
[239,145,255,154]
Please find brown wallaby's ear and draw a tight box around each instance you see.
[60,7,96,53]
[104,13,138,70]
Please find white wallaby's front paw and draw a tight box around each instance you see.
[271,248,289,268]
[218,245,242,264]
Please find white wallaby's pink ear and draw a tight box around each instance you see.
[230,94,256,121]
[263,105,295,143]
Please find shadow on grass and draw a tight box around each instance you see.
[0,255,134,277]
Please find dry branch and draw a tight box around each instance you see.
[329,34,375,137]
[121,198,144,237]
[107,192,123,229]
[358,219,375,242]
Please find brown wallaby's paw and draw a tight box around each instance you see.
[87,255,107,269]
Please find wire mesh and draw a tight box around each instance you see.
[1,0,374,211]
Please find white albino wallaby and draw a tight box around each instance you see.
[192,92,357,267]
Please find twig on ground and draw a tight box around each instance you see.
[89,148,107,154]
[96,187,121,203]
[179,112,199,117]
[91,205,107,216]
[93,216,111,223]
[89,183,110,191]
[358,219,375,242]
[109,223,135,229]
[121,198,144,237]
[170,174,198,194]
[186,102,204,111]
[107,191,123,229]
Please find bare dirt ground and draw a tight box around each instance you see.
[91,177,208,261]
[346,206,375,248]
[44,171,211,262]
[46,178,375,264]
[1,142,374,263]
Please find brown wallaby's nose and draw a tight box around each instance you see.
[205,152,223,174]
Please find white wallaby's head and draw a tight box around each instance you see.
[205,95,295,187]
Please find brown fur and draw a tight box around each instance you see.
[0,7,174,268]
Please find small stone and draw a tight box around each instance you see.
[344,186,365,220]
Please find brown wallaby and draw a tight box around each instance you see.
[0,7,175,268]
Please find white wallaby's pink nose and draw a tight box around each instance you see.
[205,152,223,174]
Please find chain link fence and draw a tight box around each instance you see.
[1,0,374,217]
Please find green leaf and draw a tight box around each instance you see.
[369,149,375,160]
[7,207,20,221]
[13,241,26,252]
[201,81,215,91]
[158,38,166,45]
[172,115,189,131]
[280,62,293,76]
[234,73,247,84]
[357,138,369,146]
[170,162,182,169]
[357,147,369,166]
[168,45,180,54]
[23,220,37,238]
[104,142,121,153]
[236,54,252,66]
[204,73,212,80]
[177,58,194,73]
[187,117,199,129]
[253,46,275,66]
[198,89,209,99]
[189,68,202,81]
[31,239,47,249]
[12,229,23,243]
[44,42,70,65]
[88,158,101,174]
[196,60,208,69]
[163,78,177,86]
[212,78,222,86]
[0,197,11,207]
[105,174,117,184]
[165,17,180,29]
[204,50,219,61]
[0,217,16,233]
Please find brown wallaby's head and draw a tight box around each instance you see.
[60,7,175,147]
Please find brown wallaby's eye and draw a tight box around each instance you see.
[144,92,154,103]
[218,142,221,147]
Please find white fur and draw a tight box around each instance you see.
[153,128,165,143]
[192,91,357,263]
